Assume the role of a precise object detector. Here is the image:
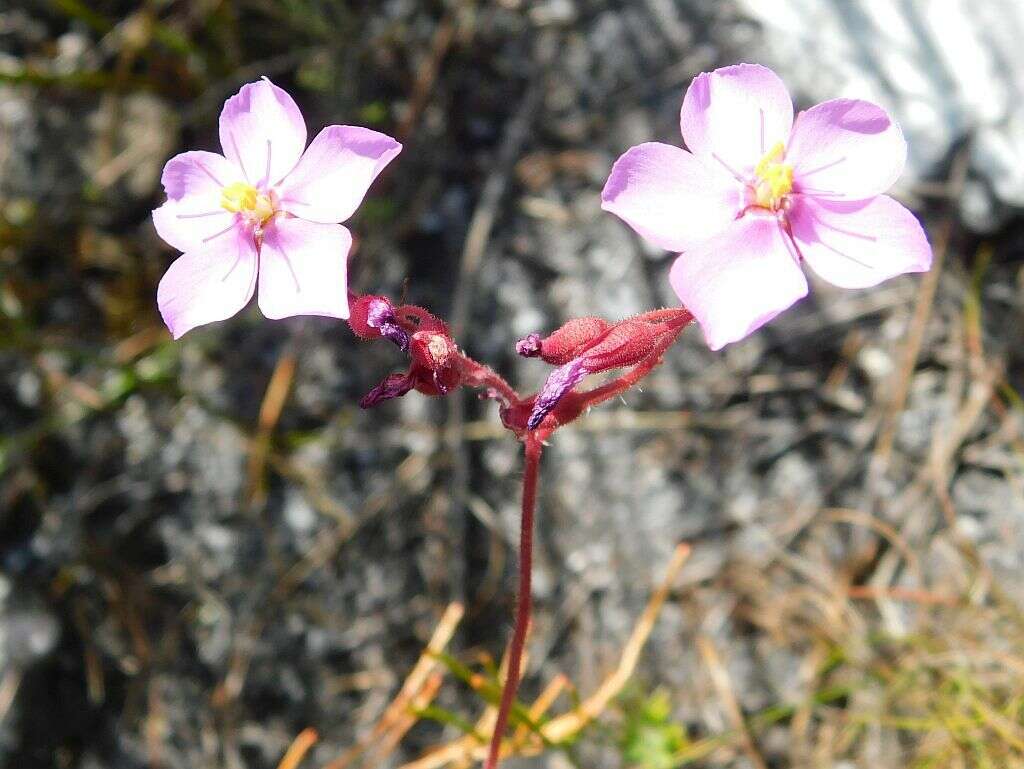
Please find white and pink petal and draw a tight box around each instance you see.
[669,215,808,350]
[601,142,741,252]
[156,226,258,339]
[680,63,794,177]
[788,99,906,201]
[278,125,402,224]
[788,195,931,289]
[257,218,351,320]
[152,201,239,255]
[160,150,241,201]
[219,78,307,188]
[152,151,242,253]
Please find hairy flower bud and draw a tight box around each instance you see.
[359,372,415,408]
[409,331,462,394]
[349,294,411,351]
[522,312,684,431]
[515,317,611,365]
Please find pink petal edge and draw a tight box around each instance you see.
[152,151,243,253]
[278,125,402,224]
[257,218,352,320]
[160,150,241,200]
[788,98,906,201]
[680,63,794,178]
[219,78,307,188]
[788,195,931,289]
[157,227,258,339]
[669,215,808,350]
[601,142,741,252]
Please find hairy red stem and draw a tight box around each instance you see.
[349,295,694,769]
[454,351,520,404]
[484,435,542,769]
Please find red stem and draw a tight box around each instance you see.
[350,296,693,769]
[484,435,542,769]
[455,351,520,404]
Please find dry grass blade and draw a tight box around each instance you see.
[513,674,569,745]
[697,635,769,769]
[323,602,464,769]
[246,348,298,508]
[873,148,969,471]
[845,585,959,606]
[399,544,690,767]
[112,325,169,363]
[217,452,434,710]
[34,353,106,410]
[277,728,319,769]
[400,636,532,769]
[822,507,921,581]
[369,674,446,767]
[540,542,691,743]
[399,734,471,769]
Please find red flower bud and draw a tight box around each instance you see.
[516,317,611,365]
[410,331,462,395]
[360,372,416,408]
[522,313,682,430]
[348,294,410,350]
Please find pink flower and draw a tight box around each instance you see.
[152,78,402,339]
[602,63,931,350]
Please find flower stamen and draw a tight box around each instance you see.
[220,181,276,224]
[752,141,793,210]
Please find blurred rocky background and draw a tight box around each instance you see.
[1,1,1023,768]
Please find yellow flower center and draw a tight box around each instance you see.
[752,141,793,210]
[220,182,275,223]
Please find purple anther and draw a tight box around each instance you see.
[527,358,589,430]
[359,372,415,409]
[515,333,543,358]
[367,300,410,352]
